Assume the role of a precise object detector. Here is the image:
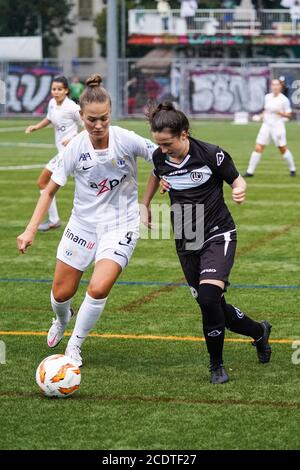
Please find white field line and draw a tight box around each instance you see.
[0,142,55,148]
[0,127,26,133]
[0,164,45,170]
[248,183,300,188]
[245,201,300,206]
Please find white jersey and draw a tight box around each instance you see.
[263,92,291,127]
[47,97,82,152]
[51,127,157,233]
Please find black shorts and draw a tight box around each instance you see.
[178,230,237,297]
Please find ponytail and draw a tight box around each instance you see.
[146,101,190,137]
[79,74,111,108]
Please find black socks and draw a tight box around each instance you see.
[221,297,263,340]
[197,284,264,365]
[198,284,225,365]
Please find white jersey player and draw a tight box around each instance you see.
[245,78,296,177]
[17,74,157,367]
[25,76,82,231]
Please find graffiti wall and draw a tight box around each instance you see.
[6,64,61,115]
[188,67,270,115]
[122,61,271,118]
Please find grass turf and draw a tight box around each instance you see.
[0,119,300,450]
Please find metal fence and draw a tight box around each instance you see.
[129,9,298,36]
[0,61,8,114]
[0,59,105,116]
[118,58,300,119]
[1,58,300,119]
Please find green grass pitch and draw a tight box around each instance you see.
[0,118,300,450]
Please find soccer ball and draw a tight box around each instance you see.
[36,354,81,398]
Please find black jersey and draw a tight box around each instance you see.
[152,137,239,255]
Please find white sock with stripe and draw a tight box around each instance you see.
[50,290,72,326]
[67,293,107,348]
[247,151,261,175]
[283,149,296,172]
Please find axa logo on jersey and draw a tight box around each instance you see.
[79,152,92,161]
[90,175,127,196]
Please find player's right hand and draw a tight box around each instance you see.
[140,204,154,230]
[159,177,171,194]
[16,229,36,254]
[25,125,36,134]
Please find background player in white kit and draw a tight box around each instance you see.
[244,78,296,177]
[17,74,156,367]
[25,76,82,231]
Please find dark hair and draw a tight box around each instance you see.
[51,75,70,94]
[79,74,111,109]
[146,101,190,137]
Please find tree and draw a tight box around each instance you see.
[0,0,75,57]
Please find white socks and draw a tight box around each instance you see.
[40,189,60,224]
[283,149,296,172]
[247,149,296,174]
[247,151,261,175]
[51,290,72,326]
[67,293,107,349]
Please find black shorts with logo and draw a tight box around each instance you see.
[178,230,237,296]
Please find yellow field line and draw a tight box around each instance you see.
[0,331,295,344]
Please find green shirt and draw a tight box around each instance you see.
[70,82,85,100]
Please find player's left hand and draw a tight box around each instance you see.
[232,187,246,204]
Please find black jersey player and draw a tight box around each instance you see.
[142,102,272,384]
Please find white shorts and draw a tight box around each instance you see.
[56,220,139,272]
[45,154,59,173]
[256,122,287,147]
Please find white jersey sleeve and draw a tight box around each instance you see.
[70,100,83,127]
[117,128,157,162]
[264,94,267,109]
[283,95,292,114]
[46,98,54,121]
[51,141,77,187]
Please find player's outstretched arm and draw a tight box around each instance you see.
[25,118,51,134]
[276,111,292,119]
[16,180,60,253]
[140,172,160,229]
[231,175,247,204]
